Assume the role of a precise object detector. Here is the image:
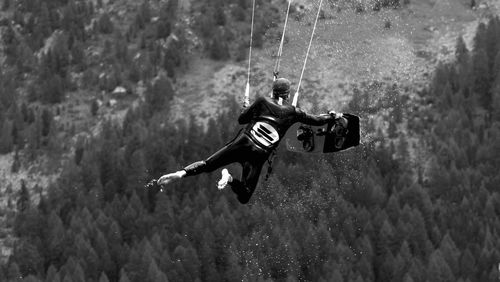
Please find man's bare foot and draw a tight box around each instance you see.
[157,170,186,186]
[217,169,233,190]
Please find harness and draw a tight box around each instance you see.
[247,116,282,181]
[250,121,280,148]
[249,120,279,181]
[247,116,281,150]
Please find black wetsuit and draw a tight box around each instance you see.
[183,96,334,204]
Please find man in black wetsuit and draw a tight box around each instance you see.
[157,78,346,204]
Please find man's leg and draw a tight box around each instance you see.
[157,139,242,186]
[217,168,233,190]
[230,160,265,204]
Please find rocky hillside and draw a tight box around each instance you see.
[173,0,497,125]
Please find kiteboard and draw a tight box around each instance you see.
[284,113,360,153]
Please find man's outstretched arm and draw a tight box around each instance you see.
[297,109,339,126]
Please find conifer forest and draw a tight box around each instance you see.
[0,0,500,281]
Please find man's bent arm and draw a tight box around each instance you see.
[238,97,263,124]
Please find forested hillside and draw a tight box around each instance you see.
[1,0,500,281]
[0,0,276,274]
[0,0,281,264]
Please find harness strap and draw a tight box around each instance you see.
[265,148,277,181]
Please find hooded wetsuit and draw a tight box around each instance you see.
[182,96,334,204]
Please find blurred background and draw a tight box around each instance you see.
[0,0,499,281]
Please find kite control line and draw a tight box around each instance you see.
[245,0,256,108]
[292,0,323,107]
[273,0,292,81]
[274,0,292,105]
[245,0,323,107]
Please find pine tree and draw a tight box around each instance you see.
[485,17,500,70]
[7,262,21,281]
[136,0,151,29]
[145,74,174,114]
[40,74,65,104]
[46,265,61,282]
[195,230,219,281]
[402,273,415,282]
[1,0,10,11]
[391,254,407,282]
[0,119,14,153]
[125,149,147,192]
[125,246,144,281]
[47,211,66,266]
[146,259,168,282]
[50,33,70,78]
[41,108,52,137]
[214,0,226,26]
[12,239,42,277]
[439,233,460,275]
[455,36,469,66]
[59,258,85,282]
[472,48,492,109]
[36,3,52,45]
[440,81,453,109]
[377,251,395,282]
[71,40,85,69]
[377,220,396,255]
[17,180,30,212]
[209,29,230,60]
[427,250,455,282]
[196,7,216,40]
[224,245,243,281]
[98,272,110,282]
[156,6,172,39]
[386,194,400,224]
[329,269,344,282]
[74,234,100,279]
[387,120,398,138]
[407,258,426,282]
[491,52,500,119]
[356,256,374,282]
[408,209,431,259]
[114,32,129,63]
[473,22,488,53]
[119,269,131,282]
[98,13,114,34]
[459,248,476,279]
[232,4,246,21]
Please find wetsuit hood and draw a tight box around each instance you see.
[272,78,291,99]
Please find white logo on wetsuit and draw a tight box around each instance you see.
[250,122,279,148]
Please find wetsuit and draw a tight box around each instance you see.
[183,96,334,204]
